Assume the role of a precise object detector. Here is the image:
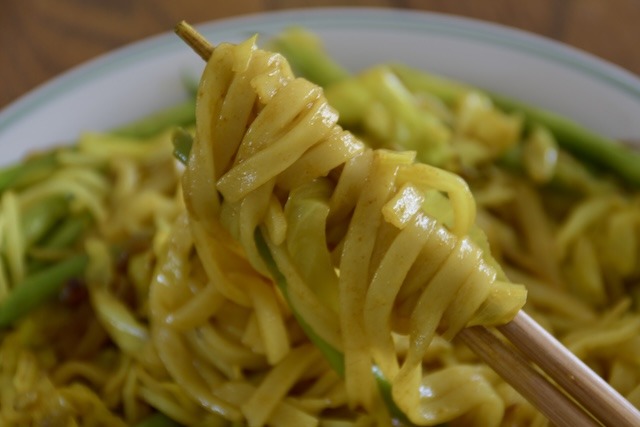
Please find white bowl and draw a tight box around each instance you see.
[1,8,640,166]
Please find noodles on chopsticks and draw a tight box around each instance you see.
[154,35,527,426]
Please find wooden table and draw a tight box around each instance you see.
[2,0,639,110]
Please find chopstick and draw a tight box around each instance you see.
[458,324,600,427]
[462,312,640,427]
[173,20,640,427]
[174,21,213,59]
[498,311,640,426]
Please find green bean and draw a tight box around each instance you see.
[491,92,640,187]
[268,27,350,88]
[0,152,58,193]
[134,413,182,427]
[0,253,88,327]
[27,213,93,273]
[21,196,69,246]
[39,212,92,249]
[111,99,196,139]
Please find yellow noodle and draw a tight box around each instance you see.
[338,150,401,409]
[238,180,277,274]
[217,382,320,427]
[245,275,291,364]
[165,282,225,331]
[327,150,373,226]
[217,89,336,202]
[511,181,563,287]
[602,207,638,275]
[264,194,288,245]
[284,179,339,312]
[241,343,323,426]
[102,356,132,409]
[566,235,607,306]
[276,129,365,191]
[364,214,433,377]
[52,360,111,387]
[397,162,476,237]
[2,192,24,285]
[188,323,265,373]
[556,195,622,258]
[136,365,225,426]
[153,324,242,420]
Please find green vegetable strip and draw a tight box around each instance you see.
[268,27,351,87]
[40,213,91,250]
[0,253,88,327]
[254,229,345,373]
[134,413,182,427]
[21,196,69,246]
[111,99,196,138]
[172,128,194,165]
[172,139,193,166]
[0,152,58,193]
[27,214,92,273]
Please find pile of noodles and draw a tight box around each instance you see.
[0,34,639,427]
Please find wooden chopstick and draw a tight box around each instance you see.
[499,311,640,427]
[461,312,640,427]
[173,20,640,427]
[458,325,600,427]
[176,21,213,60]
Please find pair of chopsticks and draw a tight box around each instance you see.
[461,311,640,426]
[173,20,640,427]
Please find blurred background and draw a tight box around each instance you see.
[2,0,639,109]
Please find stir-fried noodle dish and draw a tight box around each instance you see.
[1,28,640,427]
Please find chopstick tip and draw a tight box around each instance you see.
[174,20,213,61]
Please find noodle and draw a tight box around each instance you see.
[0,28,638,427]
